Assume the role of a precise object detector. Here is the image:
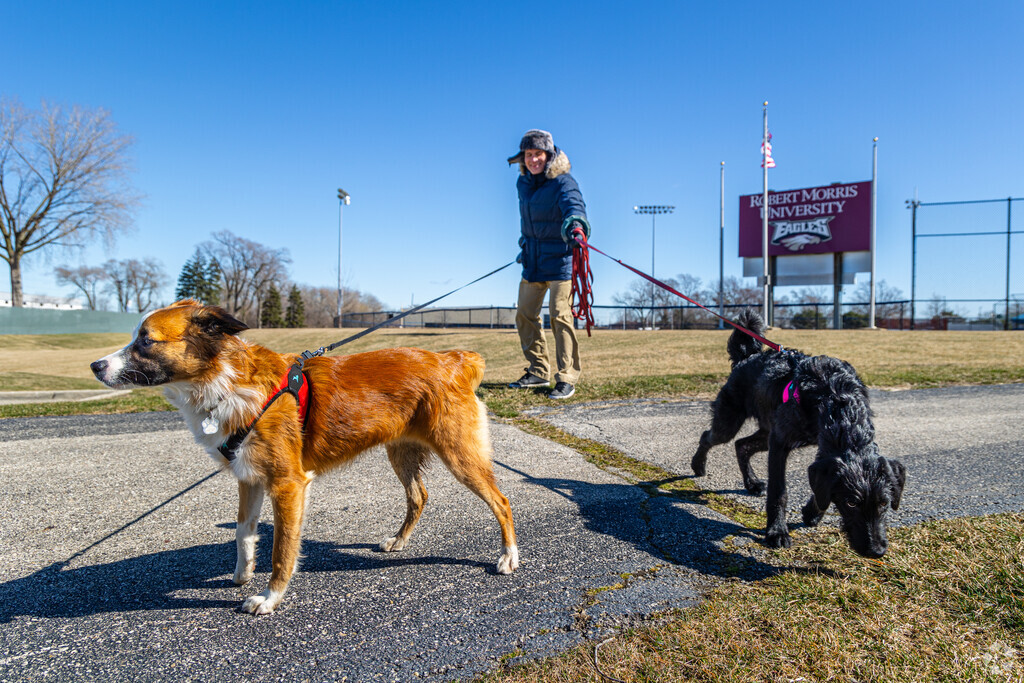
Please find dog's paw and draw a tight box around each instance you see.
[690,454,706,477]
[743,478,766,496]
[380,536,407,552]
[240,589,283,615]
[802,502,825,527]
[765,531,792,549]
[497,545,519,574]
[233,561,255,585]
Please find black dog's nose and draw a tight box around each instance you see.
[90,360,107,377]
[863,543,887,559]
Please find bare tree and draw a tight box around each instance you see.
[130,258,168,313]
[613,274,717,328]
[54,264,108,310]
[203,230,291,325]
[709,276,763,309]
[667,273,707,327]
[786,286,833,304]
[298,284,385,327]
[0,100,139,306]
[850,278,906,321]
[103,257,167,313]
[612,279,651,328]
[774,286,833,328]
[104,259,132,313]
[298,285,337,327]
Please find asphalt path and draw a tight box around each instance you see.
[0,384,1021,681]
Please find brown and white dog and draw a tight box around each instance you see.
[91,299,518,614]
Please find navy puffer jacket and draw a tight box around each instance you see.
[516,149,587,282]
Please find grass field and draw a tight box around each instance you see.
[2,326,1022,680]
[3,326,1024,417]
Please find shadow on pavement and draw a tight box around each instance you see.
[495,460,778,580]
[0,522,504,623]
[0,541,240,623]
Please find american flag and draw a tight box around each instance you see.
[761,132,776,168]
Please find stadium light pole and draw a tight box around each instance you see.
[634,204,675,329]
[336,189,350,328]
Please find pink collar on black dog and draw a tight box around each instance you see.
[783,380,800,404]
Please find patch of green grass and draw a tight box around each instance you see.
[0,388,173,419]
[0,333,128,351]
[483,514,1024,682]
[478,374,725,417]
[0,372,106,391]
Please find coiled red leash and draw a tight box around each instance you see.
[569,226,595,336]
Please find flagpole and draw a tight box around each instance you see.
[869,137,878,328]
[762,101,770,325]
[719,161,725,329]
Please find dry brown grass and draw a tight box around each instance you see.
[3,326,1023,418]
[7,326,1022,390]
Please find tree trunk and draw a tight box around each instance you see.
[9,257,23,307]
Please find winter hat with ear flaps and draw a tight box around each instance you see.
[507,129,556,164]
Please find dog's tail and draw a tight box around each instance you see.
[727,309,766,366]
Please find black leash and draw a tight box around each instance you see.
[60,469,221,566]
[299,259,518,361]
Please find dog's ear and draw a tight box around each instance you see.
[883,457,906,510]
[191,305,248,337]
[807,459,839,511]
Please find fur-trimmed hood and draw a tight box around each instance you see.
[514,149,572,179]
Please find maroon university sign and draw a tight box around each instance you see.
[739,180,872,257]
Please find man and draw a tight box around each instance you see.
[507,129,590,400]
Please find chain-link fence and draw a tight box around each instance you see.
[341,299,1021,332]
[909,195,1022,329]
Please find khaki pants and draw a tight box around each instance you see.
[515,279,581,385]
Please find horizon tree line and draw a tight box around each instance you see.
[53,229,384,328]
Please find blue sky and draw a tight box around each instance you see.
[4,1,1022,314]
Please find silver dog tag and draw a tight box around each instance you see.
[202,415,219,434]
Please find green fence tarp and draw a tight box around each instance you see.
[0,307,139,335]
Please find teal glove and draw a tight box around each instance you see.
[560,215,591,243]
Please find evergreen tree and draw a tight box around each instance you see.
[285,285,306,328]
[174,252,199,301]
[261,283,284,328]
[197,256,221,306]
[174,248,222,305]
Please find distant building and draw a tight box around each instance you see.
[0,292,83,310]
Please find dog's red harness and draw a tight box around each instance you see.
[218,360,310,461]
[782,380,800,404]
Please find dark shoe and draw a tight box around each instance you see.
[509,373,549,389]
[548,382,575,400]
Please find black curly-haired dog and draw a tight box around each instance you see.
[691,310,906,557]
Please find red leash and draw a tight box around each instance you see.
[570,228,595,336]
[569,230,782,352]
